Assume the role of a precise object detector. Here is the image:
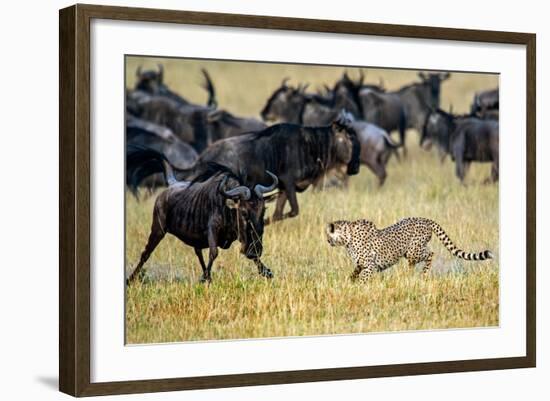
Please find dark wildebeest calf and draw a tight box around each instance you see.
[421,109,499,183]
[127,148,278,284]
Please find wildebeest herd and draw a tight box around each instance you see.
[125,64,499,285]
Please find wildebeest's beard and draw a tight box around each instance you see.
[237,202,265,259]
[222,171,277,259]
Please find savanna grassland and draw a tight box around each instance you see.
[125,57,499,344]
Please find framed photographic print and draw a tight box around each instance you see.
[59,4,536,397]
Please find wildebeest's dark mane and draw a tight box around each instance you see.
[396,80,429,94]
[189,162,243,186]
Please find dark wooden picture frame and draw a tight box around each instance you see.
[59,3,536,397]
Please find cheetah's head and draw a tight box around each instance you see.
[327,219,377,247]
[326,220,353,246]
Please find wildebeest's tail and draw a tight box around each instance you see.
[201,69,217,108]
[430,220,493,261]
[126,145,182,195]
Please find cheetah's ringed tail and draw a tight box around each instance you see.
[430,220,493,261]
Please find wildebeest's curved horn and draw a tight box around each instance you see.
[136,66,142,77]
[358,70,365,85]
[157,64,164,82]
[220,176,251,200]
[254,171,278,197]
[281,77,290,87]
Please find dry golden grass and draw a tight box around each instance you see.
[125,57,499,344]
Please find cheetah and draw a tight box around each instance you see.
[326,217,493,283]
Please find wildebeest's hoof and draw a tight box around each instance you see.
[126,271,145,286]
[261,269,274,279]
[199,275,212,284]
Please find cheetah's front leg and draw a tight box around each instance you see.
[358,266,375,284]
[355,259,377,284]
[350,264,363,281]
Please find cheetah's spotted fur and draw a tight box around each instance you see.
[326,217,493,283]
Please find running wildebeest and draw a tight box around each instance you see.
[471,88,499,120]
[126,117,199,196]
[339,111,401,186]
[175,118,361,223]
[421,109,499,183]
[126,148,278,284]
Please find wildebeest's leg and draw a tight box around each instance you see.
[365,153,387,187]
[491,160,499,182]
[379,149,391,167]
[194,248,208,280]
[283,183,300,219]
[127,217,166,284]
[455,156,466,183]
[398,116,407,157]
[201,225,219,283]
[266,191,287,224]
[373,162,387,187]
[489,149,499,183]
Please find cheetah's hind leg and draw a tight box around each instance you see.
[358,268,374,284]
[421,250,434,275]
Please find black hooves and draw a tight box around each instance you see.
[260,268,274,279]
